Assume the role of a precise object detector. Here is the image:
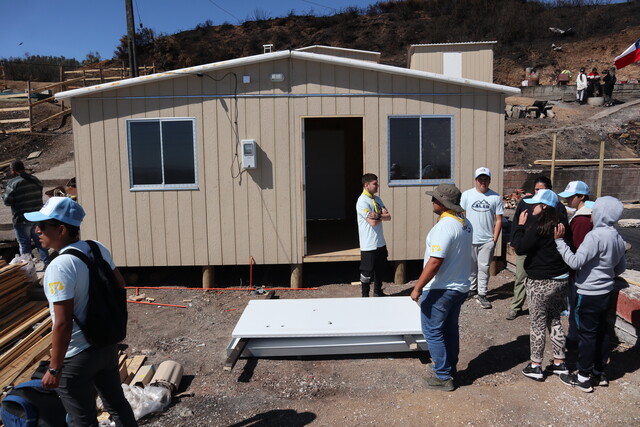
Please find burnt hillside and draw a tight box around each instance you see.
[123,0,640,85]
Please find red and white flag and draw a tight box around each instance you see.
[615,39,640,69]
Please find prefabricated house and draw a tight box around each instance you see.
[55,44,519,287]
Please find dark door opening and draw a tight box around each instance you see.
[304,117,363,257]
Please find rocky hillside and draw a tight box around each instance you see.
[122,0,640,85]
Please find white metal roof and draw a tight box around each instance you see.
[55,49,519,100]
[410,41,498,47]
[296,45,381,57]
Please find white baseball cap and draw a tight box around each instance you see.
[475,167,491,179]
[524,189,558,208]
[558,181,590,198]
[24,197,86,226]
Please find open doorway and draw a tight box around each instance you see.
[303,117,363,258]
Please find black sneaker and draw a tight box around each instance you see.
[476,295,492,309]
[423,376,455,392]
[592,373,609,387]
[466,290,478,300]
[559,373,593,392]
[506,309,518,320]
[522,364,544,381]
[544,361,569,376]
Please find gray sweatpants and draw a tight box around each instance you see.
[469,240,495,296]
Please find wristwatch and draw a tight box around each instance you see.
[48,367,61,376]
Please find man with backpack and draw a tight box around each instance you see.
[25,197,137,426]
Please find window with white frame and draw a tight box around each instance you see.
[388,115,453,185]
[127,118,198,190]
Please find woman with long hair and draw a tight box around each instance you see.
[511,189,571,381]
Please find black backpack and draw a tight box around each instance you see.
[0,380,67,427]
[63,240,128,346]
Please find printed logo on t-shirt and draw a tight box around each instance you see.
[48,281,64,295]
[471,199,491,212]
[431,245,442,252]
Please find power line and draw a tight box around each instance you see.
[301,0,338,13]
[134,0,144,28]
[204,0,241,23]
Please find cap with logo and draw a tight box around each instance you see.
[558,181,590,198]
[475,167,491,179]
[24,197,86,227]
[523,189,558,208]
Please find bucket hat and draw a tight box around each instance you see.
[426,183,464,213]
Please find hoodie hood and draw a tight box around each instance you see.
[591,196,623,228]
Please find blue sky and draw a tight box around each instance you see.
[1,0,381,61]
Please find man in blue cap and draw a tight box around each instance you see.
[25,197,137,426]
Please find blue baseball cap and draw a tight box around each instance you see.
[24,197,86,227]
[558,181,590,198]
[523,189,558,208]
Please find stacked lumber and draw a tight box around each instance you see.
[0,263,31,315]
[0,305,51,389]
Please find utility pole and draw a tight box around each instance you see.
[125,0,138,78]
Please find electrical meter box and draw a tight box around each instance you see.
[241,139,257,169]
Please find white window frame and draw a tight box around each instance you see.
[126,118,199,191]
[387,115,455,186]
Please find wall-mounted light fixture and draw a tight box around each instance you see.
[270,73,285,82]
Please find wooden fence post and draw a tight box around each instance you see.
[550,133,557,185]
[27,80,32,131]
[597,140,605,198]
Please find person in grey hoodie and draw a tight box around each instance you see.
[553,196,626,392]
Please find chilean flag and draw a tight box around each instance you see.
[615,39,640,69]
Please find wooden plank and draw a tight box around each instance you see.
[0,118,30,123]
[0,318,51,371]
[32,109,70,128]
[534,158,640,166]
[0,332,52,388]
[223,338,249,371]
[0,307,49,349]
[30,96,57,107]
[0,127,31,134]
[403,334,418,350]
[124,355,147,384]
[0,106,29,112]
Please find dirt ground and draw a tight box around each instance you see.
[120,270,640,426]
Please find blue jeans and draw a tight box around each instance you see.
[420,289,468,380]
[14,222,50,265]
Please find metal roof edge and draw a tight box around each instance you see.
[56,48,519,100]
[295,45,381,56]
[55,50,292,100]
[290,51,520,95]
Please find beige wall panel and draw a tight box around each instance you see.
[245,66,267,263]
[292,99,307,261]
[114,87,140,266]
[186,75,208,266]
[349,68,365,114]
[376,73,392,257]
[417,79,436,258]
[72,100,97,241]
[86,98,111,249]
[363,70,378,175]
[459,92,476,194]
[274,96,293,263]
[389,75,407,260]
[258,62,279,264]
[306,61,322,116]
[290,60,306,95]
[335,66,350,115]
[172,78,196,266]
[201,93,222,265]
[472,92,489,189]
[101,100,126,261]
[320,63,336,116]
[230,96,251,264]
[486,95,503,192]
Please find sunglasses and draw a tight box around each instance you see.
[37,221,60,231]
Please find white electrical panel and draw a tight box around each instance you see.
[241,139,257,169]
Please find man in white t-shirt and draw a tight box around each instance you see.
[410,183,473,391]
[460,167,504,309]
[25,197,137,426]
[356,173,391,297]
